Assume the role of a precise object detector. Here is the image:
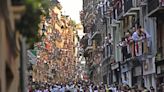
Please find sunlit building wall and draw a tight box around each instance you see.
[0,0,27,92]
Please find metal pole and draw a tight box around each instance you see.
[20,37,28,92]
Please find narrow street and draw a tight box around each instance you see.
[0,0,164,92]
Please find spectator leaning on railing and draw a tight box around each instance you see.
[117,31,133,60]
[132,25,150,56]
[117,25,151,60]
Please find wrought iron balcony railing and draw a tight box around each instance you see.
[118,38,151,61]
[124,0,140,13]
[117,6,123,19]
[124,0,133,13]
[148,0,159,13]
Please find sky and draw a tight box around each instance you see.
[58,0,82,23]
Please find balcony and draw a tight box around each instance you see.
[85,46,93,53]
[148,0,159,13]
[91,24,101,40]
[91,23,101,40]
[124,0,140,15]
[111,19,121,26]
[114,0,124,20]
[119,39,151,62]
[148,0,164,17]
[84,38,93,52]
[102,44,113,64]
[91,31,101,40]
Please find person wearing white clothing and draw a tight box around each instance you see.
[89,85,93,92]
[51,86,59,92]
[80,86,83,92]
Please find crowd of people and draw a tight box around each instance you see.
[28,81,162,92]
[117,25,151,60]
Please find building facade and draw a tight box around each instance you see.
[0,0,28,92]
[31,1,79,83]
[81,0,164,91]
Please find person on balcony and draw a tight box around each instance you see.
[118,37,128,61]
[132,26,147,56]
[117,37,127,61]
[140,28,151,54]
[117,31,132,61]
[125,31,133,57]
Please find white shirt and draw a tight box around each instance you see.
[112,87,117,92]
[52,87,59,92]
[132,31,140,41]
[59,87,65,92]
[89,86,93,92]
[80,87,83,92]
[94,90,98,92]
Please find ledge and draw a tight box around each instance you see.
[85,46,93,52]
[147,7,164,17]
[91,31,101,40]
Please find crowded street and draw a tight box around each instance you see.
[1,0,164,92]
[28,81,159,92]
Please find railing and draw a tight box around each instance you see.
[117,1,123,18]
[107,44,113,57]
[148,0,159,13]
[124,0,140,13]
[102,42,113,59]
[119,39,149,61]
[124,0,133,13]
